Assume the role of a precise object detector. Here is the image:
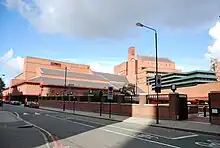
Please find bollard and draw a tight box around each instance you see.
[203,106,207,117]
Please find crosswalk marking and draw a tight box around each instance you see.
[35,112,40,115]
[23,112,40,116]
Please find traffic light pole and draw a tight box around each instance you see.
[99,90,103,116]
[155,31,159,124]
[109,99,111,118]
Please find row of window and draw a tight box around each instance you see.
[145,62,173,68]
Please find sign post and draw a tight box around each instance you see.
[108,86,113,118]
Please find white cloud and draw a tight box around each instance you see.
[0,49,24,86]
[89,60,119,74]
[4,0,220,39]
[0,48,13,62]
[205,21,220,60]
[176,58,209,72]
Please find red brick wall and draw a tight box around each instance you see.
[114,62,128,75]
[162,82,220,101]
[209,92,220,125]
[39,100,171,119]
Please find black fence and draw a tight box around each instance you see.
[38,95,139,104]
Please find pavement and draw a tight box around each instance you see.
[1,104,220,148]
[40,106,220,136]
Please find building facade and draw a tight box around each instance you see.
[148,70,217,90]
[3,46,220,102]
[114,47,179,93]
[2,56,143,101]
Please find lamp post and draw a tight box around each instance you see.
[131,58,138,95]
[136,22,160,124]
[63,67,67,111]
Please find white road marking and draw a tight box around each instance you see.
[47,115,180,148]
[195,139,220,147]
[137,133,159,140]
[187,121,210,125]
[62,115,173,140]
[37,128,51,148]
[35,112,40,116]
[47,115,94,128]
[14,112,51,148]
[171,134,198,140]
[23,112,29,115]
[102,128,180,148]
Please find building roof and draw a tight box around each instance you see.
[139,56,174,63]
[28,76,110,89]
[20,67,144,93]
[40,68,106,81]
[28,76,144,93]
[94,72,129,83]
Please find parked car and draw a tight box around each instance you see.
[11,101,21,105]
[24,101,31,107]
[4,100,11,104]
[29,102,40,109]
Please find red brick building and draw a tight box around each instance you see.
[114,47,179,94]
[2,56,143,101]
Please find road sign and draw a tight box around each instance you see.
[108,86,113,100]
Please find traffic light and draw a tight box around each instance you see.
[155,75,161,93]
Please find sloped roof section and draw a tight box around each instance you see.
[32,68,145,93]
[139,56,174,63]
[28,76,109,89]
[94,72,129,83]
[28,76,145,93]
[40,68,106,81]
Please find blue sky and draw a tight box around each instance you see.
[0,0,220,86]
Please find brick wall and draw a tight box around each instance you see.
[114,62,128,75]
[162,82,220,100]
[209,92,220,125]
[39,95,174,119]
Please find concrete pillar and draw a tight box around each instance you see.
[209,91,220,125]
[139,95,146,105]
[169,93,179,120]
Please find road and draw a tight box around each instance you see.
[1,104,220,148]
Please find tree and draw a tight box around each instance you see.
[120,83,135,96]
[0,77,5,92]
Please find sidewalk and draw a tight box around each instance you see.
[40,106,220,136]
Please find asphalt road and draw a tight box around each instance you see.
[1,104,220,148]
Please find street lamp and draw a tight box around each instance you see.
[131,58,138,95]
[136,22,160,124]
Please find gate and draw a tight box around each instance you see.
[178,94,188,120]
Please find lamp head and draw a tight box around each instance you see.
[136,22,144,27]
